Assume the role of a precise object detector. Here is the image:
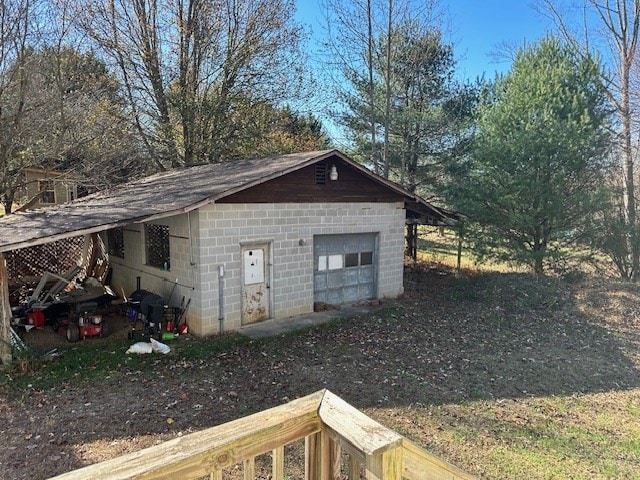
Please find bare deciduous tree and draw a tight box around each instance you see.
[0,0,41,214]
[541,0,640,280]
[73,0,309,168]
[321,0,383,171]
[0,1,146,212]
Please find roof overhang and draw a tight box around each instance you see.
[0,149,458,253]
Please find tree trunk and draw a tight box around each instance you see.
[0,252,13,365]
[543,0,640,280]
[2,192,14,215]
[367,0,378,175]
[621,71,638,279]
[533,226,545,275]
[382,0,393,179]
[457,225,463,272]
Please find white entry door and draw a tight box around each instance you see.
[241,244,270,325]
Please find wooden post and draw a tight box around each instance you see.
[456,225,463,272]
[331,440,341,479]
[86,234,99,278]
[0,252,13,364]
[348,454,361,479]
[272,446,284,479]
[366,447,402,480]
[243,458,255,480]
[320,430,341,480]
[305,432,320,480]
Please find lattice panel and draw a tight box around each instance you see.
[145,224,170,269]
[87,234,111,283]
[6,236,85,283]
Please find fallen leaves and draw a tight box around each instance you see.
[3,263,640,479]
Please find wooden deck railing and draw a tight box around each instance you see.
[50,389,475,480]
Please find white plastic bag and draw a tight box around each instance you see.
[150,338,171,354]
[126,341,153,354]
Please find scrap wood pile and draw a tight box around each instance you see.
[8,269,192,353]
[8,264,119,346]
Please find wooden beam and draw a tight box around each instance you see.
[319,430,337,480]
[318,390,403,457]
[0,252,12,364]
[85,234,99,278]
[330,435,341,479]
[50,390,324,480]
[305,432,320,480]
[402,439,477,480]
[348,454,361,479]
[366,447,403,480]
[243,458,255,480]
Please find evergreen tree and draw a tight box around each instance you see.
[339,22,477,199]
[452,37,613,274]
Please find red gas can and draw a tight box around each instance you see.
[27,310,45,328]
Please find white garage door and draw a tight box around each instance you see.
[313,233,378,305]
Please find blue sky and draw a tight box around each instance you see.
[295,0,552,81]
[447,1,552,79]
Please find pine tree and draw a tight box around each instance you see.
[453,37,613,274]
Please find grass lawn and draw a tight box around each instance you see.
[416,227,525,272]
[2,259,639,479]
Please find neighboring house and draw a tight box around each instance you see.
[0,150,453,336]
[20,168,81,207]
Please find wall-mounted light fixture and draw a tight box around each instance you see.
[329,165,338,181]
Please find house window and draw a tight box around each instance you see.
[328,254,343,270]
[317,255,344,271]
[66,183,77,202]
[107,227,125,259]
[145,223,170,270]
[39,180,55,204]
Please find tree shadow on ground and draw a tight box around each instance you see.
[3,264,640,479]
[251,265,640,410]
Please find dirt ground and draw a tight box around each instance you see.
[1,263,639,479]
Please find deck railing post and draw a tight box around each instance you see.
[331,438,341,479]
[365,446,403,480]
[243,457,255,480]
[322,430,341,479]
[305,432,321,480]
[273,446,285,479]
[306,430,341,480]
[348,454,361,479]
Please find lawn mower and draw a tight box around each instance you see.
[59,301,110,342]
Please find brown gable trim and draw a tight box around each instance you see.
[213,150,414,204]
[218,156,406,204]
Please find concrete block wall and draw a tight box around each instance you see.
[194,201,406,336]
[104,212,199,317]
